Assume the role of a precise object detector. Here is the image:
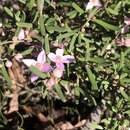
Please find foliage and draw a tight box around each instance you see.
[0,0,130,129]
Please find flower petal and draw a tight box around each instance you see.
[18,29,25,40]
[121,25,129,34]
[22,59,37,66]
[56,63,64,69]
[48,53,57,62]
[31,74,39,82]
[46,77,57,90]
[56,48,64,56]
[53,68,64,78]
[37,50,46,63]
[86,2,94,10]
[123,38,130,47]
[124,16,130,25]
[5,60,12,68]
[62,55,75,63]
[41,63,52,72]
[116,38,130,47]
[94,0,102,7]
[86,0,102,10]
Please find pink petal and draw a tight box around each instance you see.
[123,38,130,47]
[56,63,64,69]
[53,68,64,78]
[5,60,12,68]
[86,0,102,10]
[121,25,129,34]
[37,50,46,63]
[94,0,102,7]
[124,16,130,25]
[62,55,75,63]
[41,63,52,72]
[86,2,95,10]
[56,48,64,56]
[46,77,57,90]
[48,53,57,62]
[22,59,37,66]
[116,38,130,47]
[31,74,39,82]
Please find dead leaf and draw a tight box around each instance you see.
[7,56,26,114]
[8,92,18,113]
[23,106,48,123]
[11,58,26,85]
[58,122,74,130]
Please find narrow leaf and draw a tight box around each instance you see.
[94,19,120,31]
[4,7,13,17]
[29,66,48,79]
[69,33,78,52]
[120,87,130,102]
[45,34,50,53]
[1,63,12,88]
[86,67,98,90]
[72,2,84,15]
[54,84,66,102]
[16,22,32,28]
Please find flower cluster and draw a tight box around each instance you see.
[22,48,75,89]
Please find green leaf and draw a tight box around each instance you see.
[93,19,120,31]
[21,47,34,56]
[90,122,103,130]
[106,8,118,15]
[39,15,46,36]
[45,0,51,5]
[66,10,78,19]
[72,2,84,15]
[37,0,44,15]
[4,7,13,17]
[69,33,78,52]
[54,84,66,102]
[15,11,21,22]
[44,34,50,53]
[120,87,130,102]
[29,66,48,79]
[45,18,56,34]
[18,0,26,4]
[27,0,35,11]
[57,30,77,42]
[16,22,32,28]
[86,67,98,90]
[42,88,48,99]
[1,63,12,88]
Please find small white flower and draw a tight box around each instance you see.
[18,29,25,40]
[5,60,12,68]
[86,0,102,10]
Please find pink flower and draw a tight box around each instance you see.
[53,67,64,78]
[22,50,52,82]
[45,77,57,90]
[121,16,130,34]
[48,48,75,69]
[116,38,130,47]
[85,0,102,10]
